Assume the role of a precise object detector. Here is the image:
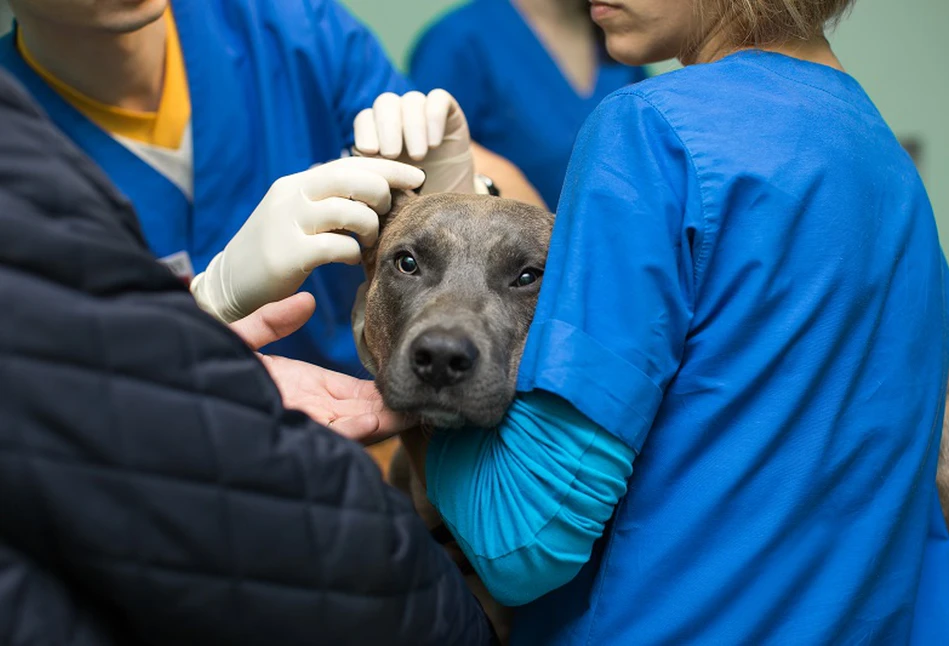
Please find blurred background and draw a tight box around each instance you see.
[1,0,945,247]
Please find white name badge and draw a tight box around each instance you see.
[158,250,195,286]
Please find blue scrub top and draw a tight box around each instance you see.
[0,0,411,376]
[408,0,646,209]
[516,51,949,644]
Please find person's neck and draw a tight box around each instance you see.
[514,0,588,26]
[17,17,167,111]
[687,33,845,72]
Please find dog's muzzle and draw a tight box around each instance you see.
[409,326,480,390]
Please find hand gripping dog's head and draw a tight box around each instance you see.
[354,192,554,428]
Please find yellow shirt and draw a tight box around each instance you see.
[17,7,190,150]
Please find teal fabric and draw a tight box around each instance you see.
[426,390,635,606]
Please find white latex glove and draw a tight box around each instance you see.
[190,157,424,324]
[353,89,487,195]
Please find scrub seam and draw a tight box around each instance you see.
[621,90,711,296]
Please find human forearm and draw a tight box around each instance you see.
[472,142,546,208]
[424,391,635,606]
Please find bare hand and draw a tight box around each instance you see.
[228,292,317,351]
[258,354,416,444]
[229,293,414,443]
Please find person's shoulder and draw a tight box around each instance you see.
[420,2,484,40]
[412,2,485,56]
[202,0,361,34]
[615,61,740,111]
[587,59,759,155]
[583,73,692,136]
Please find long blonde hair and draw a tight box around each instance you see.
[693,0,856,54]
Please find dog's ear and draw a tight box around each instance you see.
[362,189,418,282]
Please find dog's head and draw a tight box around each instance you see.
[358,192,554,428]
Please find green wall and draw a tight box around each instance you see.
[341,0,949,248]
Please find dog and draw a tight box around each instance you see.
[357,192,553,429]
[353,190,553,642]
[354,191,949,643]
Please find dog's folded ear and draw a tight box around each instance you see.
[352,189,419,376]
[361,188,418,280]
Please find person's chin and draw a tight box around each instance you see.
[605,34,680,67]
[97,0,168,33]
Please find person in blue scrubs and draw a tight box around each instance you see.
[393,0,949,643]
[0,0,409,376]
[0,0,543,377]
[409,0,646,209]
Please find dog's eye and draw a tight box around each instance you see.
[395,253,419,275]
[512,268,542,288]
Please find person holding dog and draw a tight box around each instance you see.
[353,1,948,644]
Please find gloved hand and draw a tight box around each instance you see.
[353,89,488,195]
[190,157,424,324]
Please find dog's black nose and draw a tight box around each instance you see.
[410,328,480,389]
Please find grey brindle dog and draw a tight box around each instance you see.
[354,191,552,642]
[357,192,553,430]
[354,191,949,643]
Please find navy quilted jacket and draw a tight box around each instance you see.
[0,70,496,646]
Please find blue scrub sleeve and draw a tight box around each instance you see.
[408,18,487,140]
[517,91,706,451]
[426,390,635,607]
[315,1,414,148]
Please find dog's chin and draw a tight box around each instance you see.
[418,409,468,429]
[405,401,509,430]
[377,360,515,430]
[378,380,512,430]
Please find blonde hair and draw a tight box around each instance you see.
[701,0,857,48]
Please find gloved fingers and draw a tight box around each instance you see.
[300,197,380,247]
[400,91,429,161]
[301,159,424,212]
[434,89,470,144]
[372,92,404,158]
[340,157,426,190]
[297,232,363,270]
[353,109,380,155]
[425,89,454,148]
[301,165,391,213]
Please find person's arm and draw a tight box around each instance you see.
[352,89,546,208]
[406,16,546,207]
[0,70,494,646]
[327,3,544,207]
[405,392,634,607]
[407,91,703,605]
[472,142,546,208]
[940,381,949,528]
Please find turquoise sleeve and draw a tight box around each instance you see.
[425,390,636,607]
